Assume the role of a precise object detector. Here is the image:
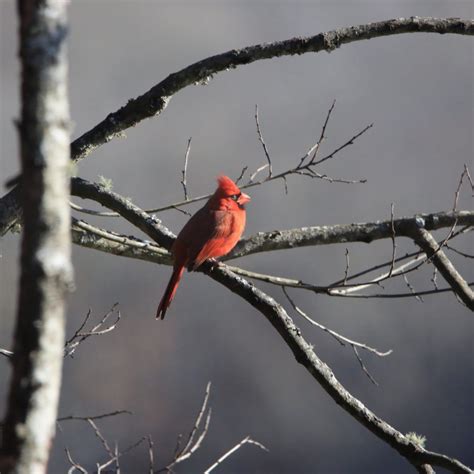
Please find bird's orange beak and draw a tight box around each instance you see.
[239,192,251,205]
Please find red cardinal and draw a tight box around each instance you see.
[156,175,250,319]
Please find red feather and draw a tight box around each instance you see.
[156,176,250,319]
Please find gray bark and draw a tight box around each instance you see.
[0,0,72,473]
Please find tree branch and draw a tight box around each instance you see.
[2,17,473,235]
[408,226,474,310]
[204,436,268,474]
[68,178,474,311]
[0,0,72,472]
[70,176,473,260]
[70,177,175,249]
[67,16,474,165]
[64,179,471,472]
[68,103,370,218]
[68,223,473,302]
[207,264,470,473]
[71,224,170,265]
[229,211,474,259]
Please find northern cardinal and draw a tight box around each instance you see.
[156,175,250,319]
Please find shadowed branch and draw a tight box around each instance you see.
[63,177,471,473]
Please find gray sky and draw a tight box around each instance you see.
[1,1,473,472]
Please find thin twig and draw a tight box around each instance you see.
[353,346,379,386]
[403,273,424,303]
[96,437,147,473]
[70,108,369,218]
[64,304,121,357]
[2,305,125,361]
[114,442,120,473]
[158,382,213,472]
[431,267,439,291]
[148,436,155,474]
[445,244,474,259]
[213,264,474,299]
[330,224,471,287]
[235,166,248,185]
[426,165,473,265]
[180,381,211,456]
[283,287,391,358]
[324,284,474,299]
[204,436,268,474]
[0,348,14,358]
[254,104,272,178]
[58,410,132,422]
[343,248,350,285]
[303,169,367,184]
[177,408,212,462]
[181,137,192,200]
[312,123,373,167]
[308,99,336,164]
[88,418,114,459]
[297,142,319,168]
[65,447,87,474]
[329,254,427,295]
[248,164,269,183]
[388,203,397,277]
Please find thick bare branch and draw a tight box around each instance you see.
[68,226,474,302]
[66,17,474,166]
[70,177,175,249]
[68,182,470,472]
[229,211,474,259]
[68,180,474,310]
[207,264,471,473]
[2,17,473,234]
[71,218,170,263]
[70,177,474,262]
[71,225,170,265]
[408,227,474,310]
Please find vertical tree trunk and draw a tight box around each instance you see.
[0,0,72,473]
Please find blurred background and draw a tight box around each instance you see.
[1,1,473,472]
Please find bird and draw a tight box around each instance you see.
[156,175,250,319]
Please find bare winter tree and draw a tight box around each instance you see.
[0,9,473,474]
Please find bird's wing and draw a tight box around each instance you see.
[176,208,233,271]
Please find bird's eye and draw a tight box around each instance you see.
[230,193,240,201]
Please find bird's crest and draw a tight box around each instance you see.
[217,175,240,195]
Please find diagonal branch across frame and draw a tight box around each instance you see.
[66,176,472,473]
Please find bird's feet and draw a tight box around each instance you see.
[207,257,220,271]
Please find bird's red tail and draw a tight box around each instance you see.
[156,265,185,319]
